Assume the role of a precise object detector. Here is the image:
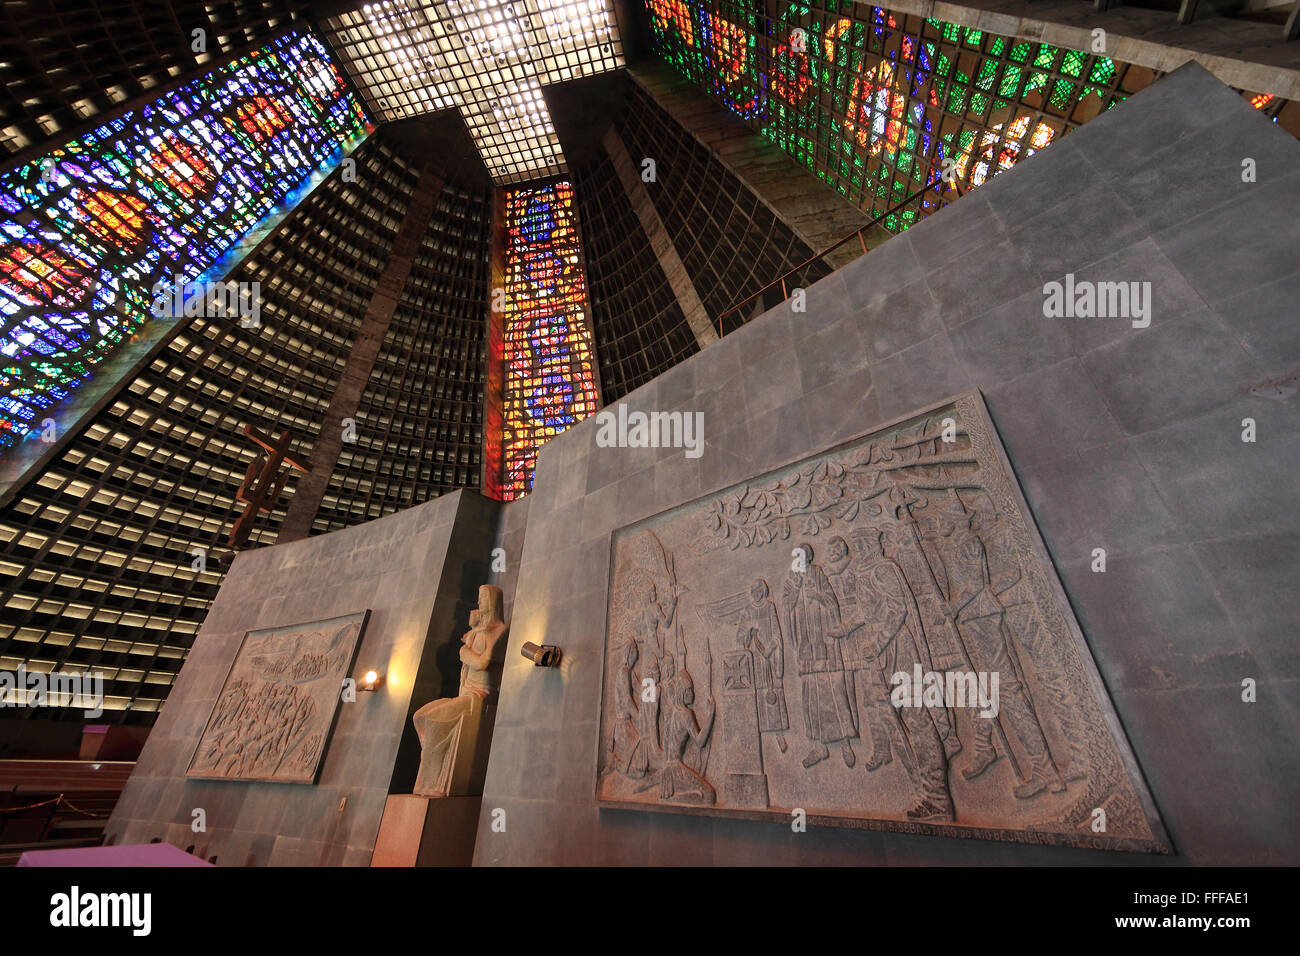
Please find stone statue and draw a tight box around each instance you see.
[413,585,507,797]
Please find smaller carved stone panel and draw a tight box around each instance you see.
[596,391,1170,853]
[187,611,368,784]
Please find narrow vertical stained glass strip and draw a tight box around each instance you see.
[500,181,599,500]
[0,30,371,454]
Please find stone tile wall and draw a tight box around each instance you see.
[475,63,1300,865]
[107,489,500,865]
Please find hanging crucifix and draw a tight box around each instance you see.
[228,424,313,548]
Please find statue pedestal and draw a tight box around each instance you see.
[370,794,482,867]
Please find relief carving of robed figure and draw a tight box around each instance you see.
[413,585,507,797]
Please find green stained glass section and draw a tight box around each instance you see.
[643,1,1165,234]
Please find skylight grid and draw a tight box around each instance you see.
[322,0,624,183]
[461,83,566,184]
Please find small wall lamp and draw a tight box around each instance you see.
[359,669,384,692]
[520,642,561,667]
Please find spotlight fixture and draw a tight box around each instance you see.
[359,669,384,692]
[520,642,561,667]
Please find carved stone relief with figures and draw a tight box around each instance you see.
[596,391,1169,853]
[187,610,367,784]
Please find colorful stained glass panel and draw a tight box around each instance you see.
[640,2,1283,235]
[0,31,370,454]
[500,181,599,499]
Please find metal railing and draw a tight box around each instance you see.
[714,175,956,337]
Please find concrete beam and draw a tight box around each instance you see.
[277,163,444,542]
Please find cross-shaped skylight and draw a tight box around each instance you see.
[322,0,623,184]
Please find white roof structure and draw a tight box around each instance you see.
[323,0,624,183]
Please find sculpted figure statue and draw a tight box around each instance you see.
[413,585,507,797]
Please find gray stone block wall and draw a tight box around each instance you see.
[487,497,531,626]
[106,489,500,866]
[474,63,1300,865]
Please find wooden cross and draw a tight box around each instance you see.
[228,424,313,548]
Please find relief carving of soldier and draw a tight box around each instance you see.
[925,497,1064,799]
[827,534,899,770]
[845,526,957,822]
[783,543,857,769]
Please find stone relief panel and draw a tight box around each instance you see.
[596,392,1169,852]
[187,611,368,784]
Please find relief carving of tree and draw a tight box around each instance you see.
[706,419,980,548]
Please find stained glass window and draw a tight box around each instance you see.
[642,2,1281,235]
[500,181,599,500]
[0,31,371,455]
